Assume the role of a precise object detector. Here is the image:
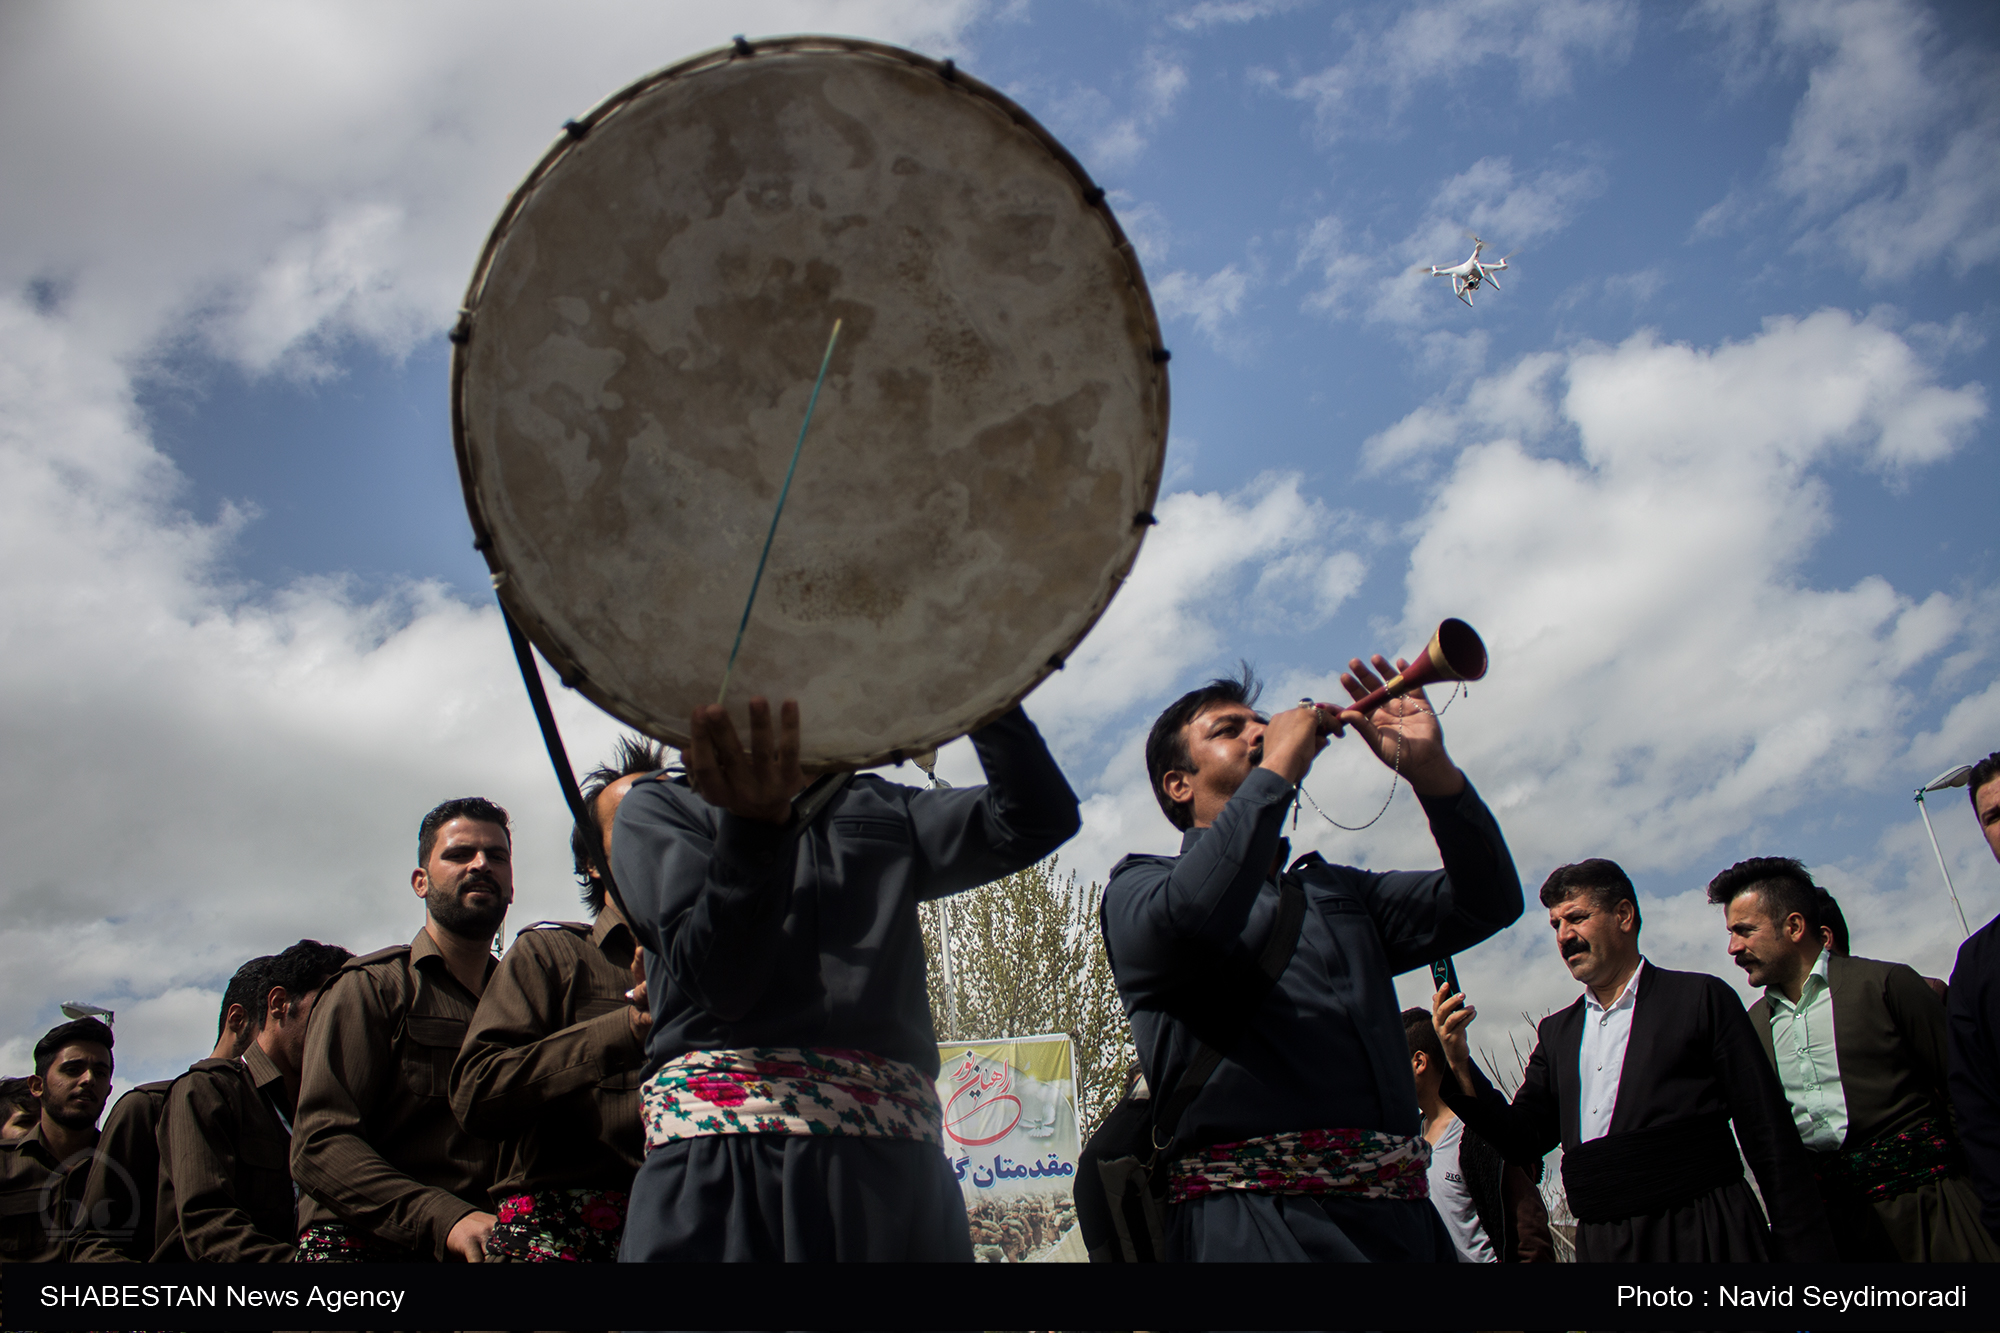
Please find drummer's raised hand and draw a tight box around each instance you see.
[687,697,805,823]
[1334,655,1464,797]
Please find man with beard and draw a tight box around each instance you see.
[0,1018,114,1261]
[70,955,271,1261]
[1434,859,1836,1262]
[154,940,352,1261]
[1710,857,1997,1261]
[452,737,660,1261]
[291,798,511,1262]
[1101,660,1522,1263]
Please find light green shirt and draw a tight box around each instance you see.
[1766,947,1846,1152]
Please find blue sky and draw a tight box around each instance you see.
[1,0,1995,1083]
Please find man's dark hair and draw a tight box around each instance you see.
[1971,751,2000,807]
[417,797,510,867]
[218,955,273,1042]
[33,1018,113,1077]
[572,734,668,914]
[0,1076,38,1121]
[1705,856,1823,937]
[1539,859,1643,932]
[1402,1006,1446,1066]
[1817,889,1849,956]
[258,940,354,1021]
[1145,664,1261,831]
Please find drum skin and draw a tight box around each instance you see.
[454,36,1168,767]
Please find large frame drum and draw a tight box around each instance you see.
[453,36,1168,767]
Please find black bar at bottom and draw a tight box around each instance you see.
[4,1262,1993,1330]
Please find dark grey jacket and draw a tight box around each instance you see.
[1102,767,1522,1147]
[614,707,1080,1078]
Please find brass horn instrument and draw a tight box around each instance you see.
[1310,618,1488,717]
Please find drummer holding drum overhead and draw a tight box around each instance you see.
[1100,647,1523,1263]
[450,35,1170,1262]
[610,696,1078,1260]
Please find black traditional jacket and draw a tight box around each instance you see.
[1102,767,1522,1147]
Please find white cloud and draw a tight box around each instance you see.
[1288,0,1638,139]
[1168,0,1309,32]
[1033,47,1191,172]
[0,1,986,377]
[1301,156,1604,326]
[1695,0,2000,280]
[1152,264,1253,349]
[1031,477,1367,738]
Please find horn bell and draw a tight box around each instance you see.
[1377,619,1488,705]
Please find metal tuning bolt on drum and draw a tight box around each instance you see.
[451,36,1170,770]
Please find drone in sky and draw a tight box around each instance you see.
[1420,233,1515,307]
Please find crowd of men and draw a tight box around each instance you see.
[0,657,1997,1266]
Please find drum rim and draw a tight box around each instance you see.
[450,34,1170,767]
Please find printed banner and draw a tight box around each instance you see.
[936,1032,1081,1262]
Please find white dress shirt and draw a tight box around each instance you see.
[1766,947,1847,1151]
[1577,957,1646,1143]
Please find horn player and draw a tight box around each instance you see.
[1100,651,1524,1263]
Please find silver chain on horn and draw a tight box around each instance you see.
[1293,681,1462,834]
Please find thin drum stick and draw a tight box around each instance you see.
[717,318,843,707]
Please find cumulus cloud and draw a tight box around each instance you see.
[1285,0,1637,139]
[0,0,986,377]
[1331,309,1992,1022]
[0,292,642,1082]
[1152,264,1253,350]
[1694,0,2000,280]
[1031,46,1191,172]
[1301,156,1603,326]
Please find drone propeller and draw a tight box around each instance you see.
[1463,230,1484,245]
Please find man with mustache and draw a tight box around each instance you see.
[0,1018,114,1261]
[1710,856,1997,1261]
[68,954,272,1262]
[1102,659,1522,1262]
[1948,750,2000,1234]
[452,737,660,1261]
[291,798,510,1262]
[1434,859,1835,1261]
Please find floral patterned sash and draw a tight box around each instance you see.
[1167,1127,1432,1206]
[1819,1115,1969,1203]
[641,1047,943,1152]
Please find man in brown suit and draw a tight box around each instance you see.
[69,955,271,1262]
[154,940,352,1261]
[450,737,659,1261]
[1712,856,1998,1260]
[290,797,510,1262]
[0,1019,113,1262]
